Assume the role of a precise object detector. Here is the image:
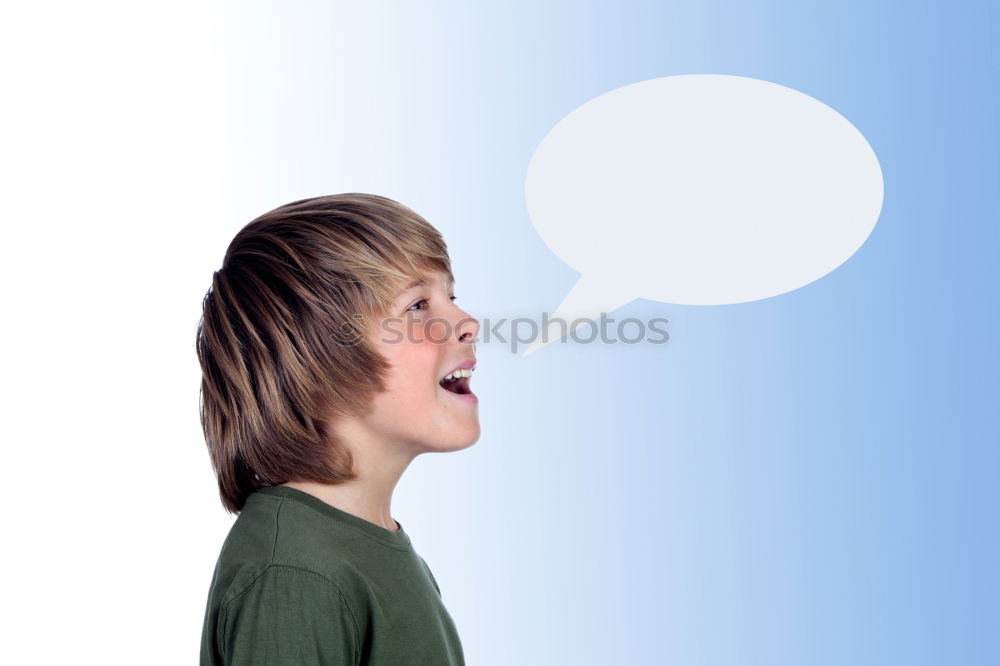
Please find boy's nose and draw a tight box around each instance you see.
[456,314,480,345]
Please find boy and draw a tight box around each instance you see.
[197,194,480,665]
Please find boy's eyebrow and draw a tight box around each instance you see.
[402,275,455,291]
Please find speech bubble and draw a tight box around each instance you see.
[521,74,884,357]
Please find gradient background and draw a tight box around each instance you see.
[2,1,997,664]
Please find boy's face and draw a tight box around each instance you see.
[356,268,481,455]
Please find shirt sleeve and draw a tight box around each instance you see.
[219,565,360,665]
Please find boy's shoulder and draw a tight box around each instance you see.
[209,486,414,610]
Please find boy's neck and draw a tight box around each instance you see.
[279,449,414,532]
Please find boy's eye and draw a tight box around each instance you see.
[407,296,457,312]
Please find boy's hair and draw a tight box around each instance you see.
[196,193,454,514]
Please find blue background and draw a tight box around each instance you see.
[213,2,998,664]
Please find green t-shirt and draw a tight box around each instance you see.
[200,485,466,665]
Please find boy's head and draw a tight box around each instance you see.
[196,193,479,514]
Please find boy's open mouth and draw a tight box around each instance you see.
[439,376,472,395]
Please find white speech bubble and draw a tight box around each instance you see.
[521,74,884,357]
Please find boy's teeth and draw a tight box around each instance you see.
[442,368,473,382]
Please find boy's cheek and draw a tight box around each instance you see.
[376,318,451,347]
[427,320,450,344]
[378,317,420,344]
[396,319,446,345]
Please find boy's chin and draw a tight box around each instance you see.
[427,427,481,453]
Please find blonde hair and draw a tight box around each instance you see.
[196,193,454,513]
